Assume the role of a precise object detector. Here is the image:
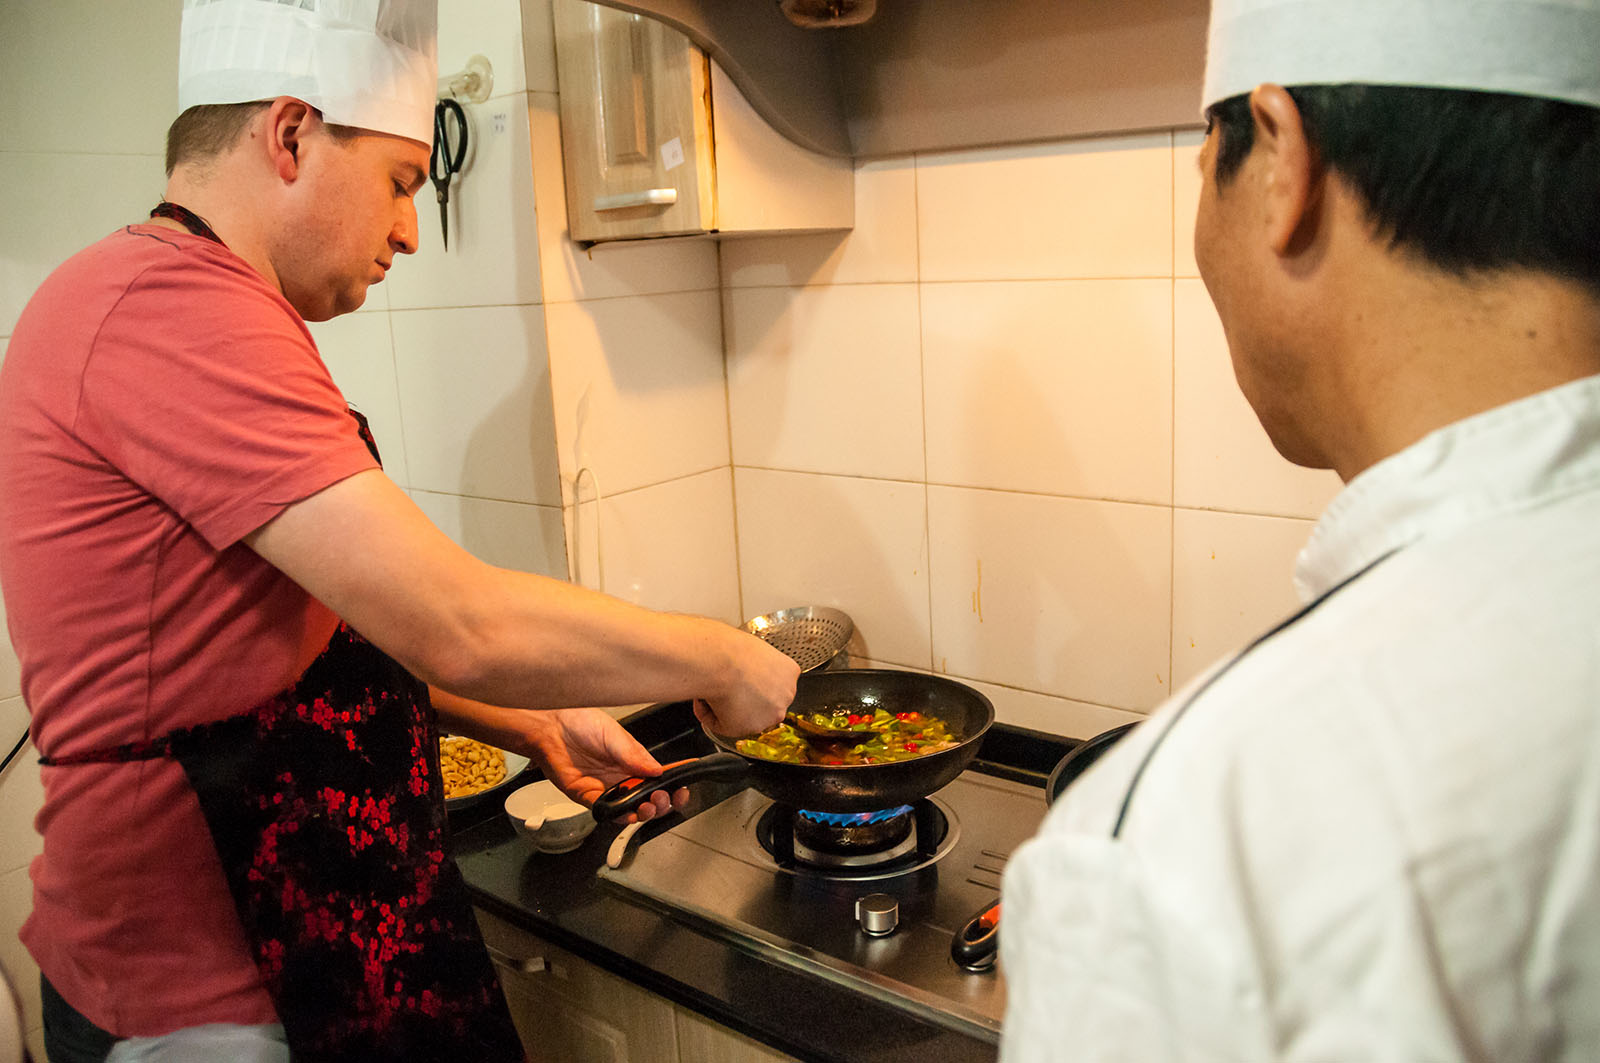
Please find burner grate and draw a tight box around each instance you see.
[760,800,952,875]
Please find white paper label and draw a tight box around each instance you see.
[659,137,685,172]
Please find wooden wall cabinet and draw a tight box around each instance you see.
[552,0,853,244]
[476,908,797,1062]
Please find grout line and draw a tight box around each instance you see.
[381,309,413,486]
[0,149,163,160]
[384,283,722,313]
[911,152,938,675]
[726,466,1321,524]
[724,275,1179,293]
[715,239,748,624]
[416,463,732,510]
[1168,131,1179,702]
[847,658,1150,719]
[732,465,1171,510]
[410,488,566,510]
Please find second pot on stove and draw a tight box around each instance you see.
[950,720,1139,970]
[592,669,995,819]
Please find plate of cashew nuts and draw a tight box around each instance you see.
[439,734,531,811]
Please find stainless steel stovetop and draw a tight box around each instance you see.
[597,770,1047,1040]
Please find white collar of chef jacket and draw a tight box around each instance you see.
[1293,373,1600,600]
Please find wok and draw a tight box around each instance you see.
[592,669,995,819]
[950,721,1138,970]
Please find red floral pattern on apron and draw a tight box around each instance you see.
[42,624,524,1061]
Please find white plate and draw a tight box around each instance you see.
[443,748,532,811]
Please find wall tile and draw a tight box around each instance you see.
[734,468,931,668]
[1173,279,1343,517]
[927,485,1172,711]
[390,304,563,505]
[545,290,730,500]
[922,280,1173,504]
[725,285,924,480]
[360,281,391,314]
[0,864,40,1047]
[529,94,719,304]
[0,698,40,874]
[721,158,919,288]
[438,0,529,101]
[957,677,1146,740]
[1172,508,1313,689]
[0,153,169,335]
[848,659,1145,740]
[307,312,411,489]
[384,97,542,309]
[565,469,741,624]
[1174,130,1205,279]
[411,491,567,579]
[915,134,1173,282]
[0,3,178,156]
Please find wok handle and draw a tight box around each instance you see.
[591,752,749,819]
[950,898,1001,971]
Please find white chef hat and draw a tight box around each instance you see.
[1203,0,1600,112]
[177,0,438,145]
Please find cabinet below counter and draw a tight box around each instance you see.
[476,907,794,1062]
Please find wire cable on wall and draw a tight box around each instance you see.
[570,466,606,594]
[1,730,28,777]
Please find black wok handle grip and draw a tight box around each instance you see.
[951,898,1001,971]
[591,752,749,819]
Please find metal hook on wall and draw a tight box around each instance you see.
[438,54,494,103]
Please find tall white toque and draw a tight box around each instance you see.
[1203,0,1600,112]
[177,0,439,145]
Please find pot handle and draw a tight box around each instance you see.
[591,752,749,820]
[950,898,1001,971]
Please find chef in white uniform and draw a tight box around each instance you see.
[999,2,1600,1060]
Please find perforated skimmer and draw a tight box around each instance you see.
[742,606,854,673]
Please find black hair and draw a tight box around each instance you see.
[1205,85,1600,295]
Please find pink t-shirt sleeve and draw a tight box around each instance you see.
[73,250,379,549]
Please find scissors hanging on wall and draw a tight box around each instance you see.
[431,97,469,251]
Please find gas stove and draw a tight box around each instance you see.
[597,768,1048,1041]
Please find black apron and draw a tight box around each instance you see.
[38,202,525,1063]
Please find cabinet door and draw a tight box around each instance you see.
[553,0,715,243]
[476,909,680,1063]
[675,1005,799,1063]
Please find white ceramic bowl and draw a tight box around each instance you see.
[504,779,596,853]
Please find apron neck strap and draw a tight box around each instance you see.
[150,201,225,246]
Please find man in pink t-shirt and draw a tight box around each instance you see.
[0,2,797,1059]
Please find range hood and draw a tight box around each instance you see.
[587,0,1209,159]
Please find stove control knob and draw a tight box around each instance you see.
[855,893,899,937]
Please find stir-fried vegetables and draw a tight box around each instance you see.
[736,707,960,765]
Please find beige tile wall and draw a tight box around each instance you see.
[722,131,1344,732]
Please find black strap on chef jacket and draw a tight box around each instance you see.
[1111,549,1396,838]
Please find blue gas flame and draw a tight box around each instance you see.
[797,805,914,827]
